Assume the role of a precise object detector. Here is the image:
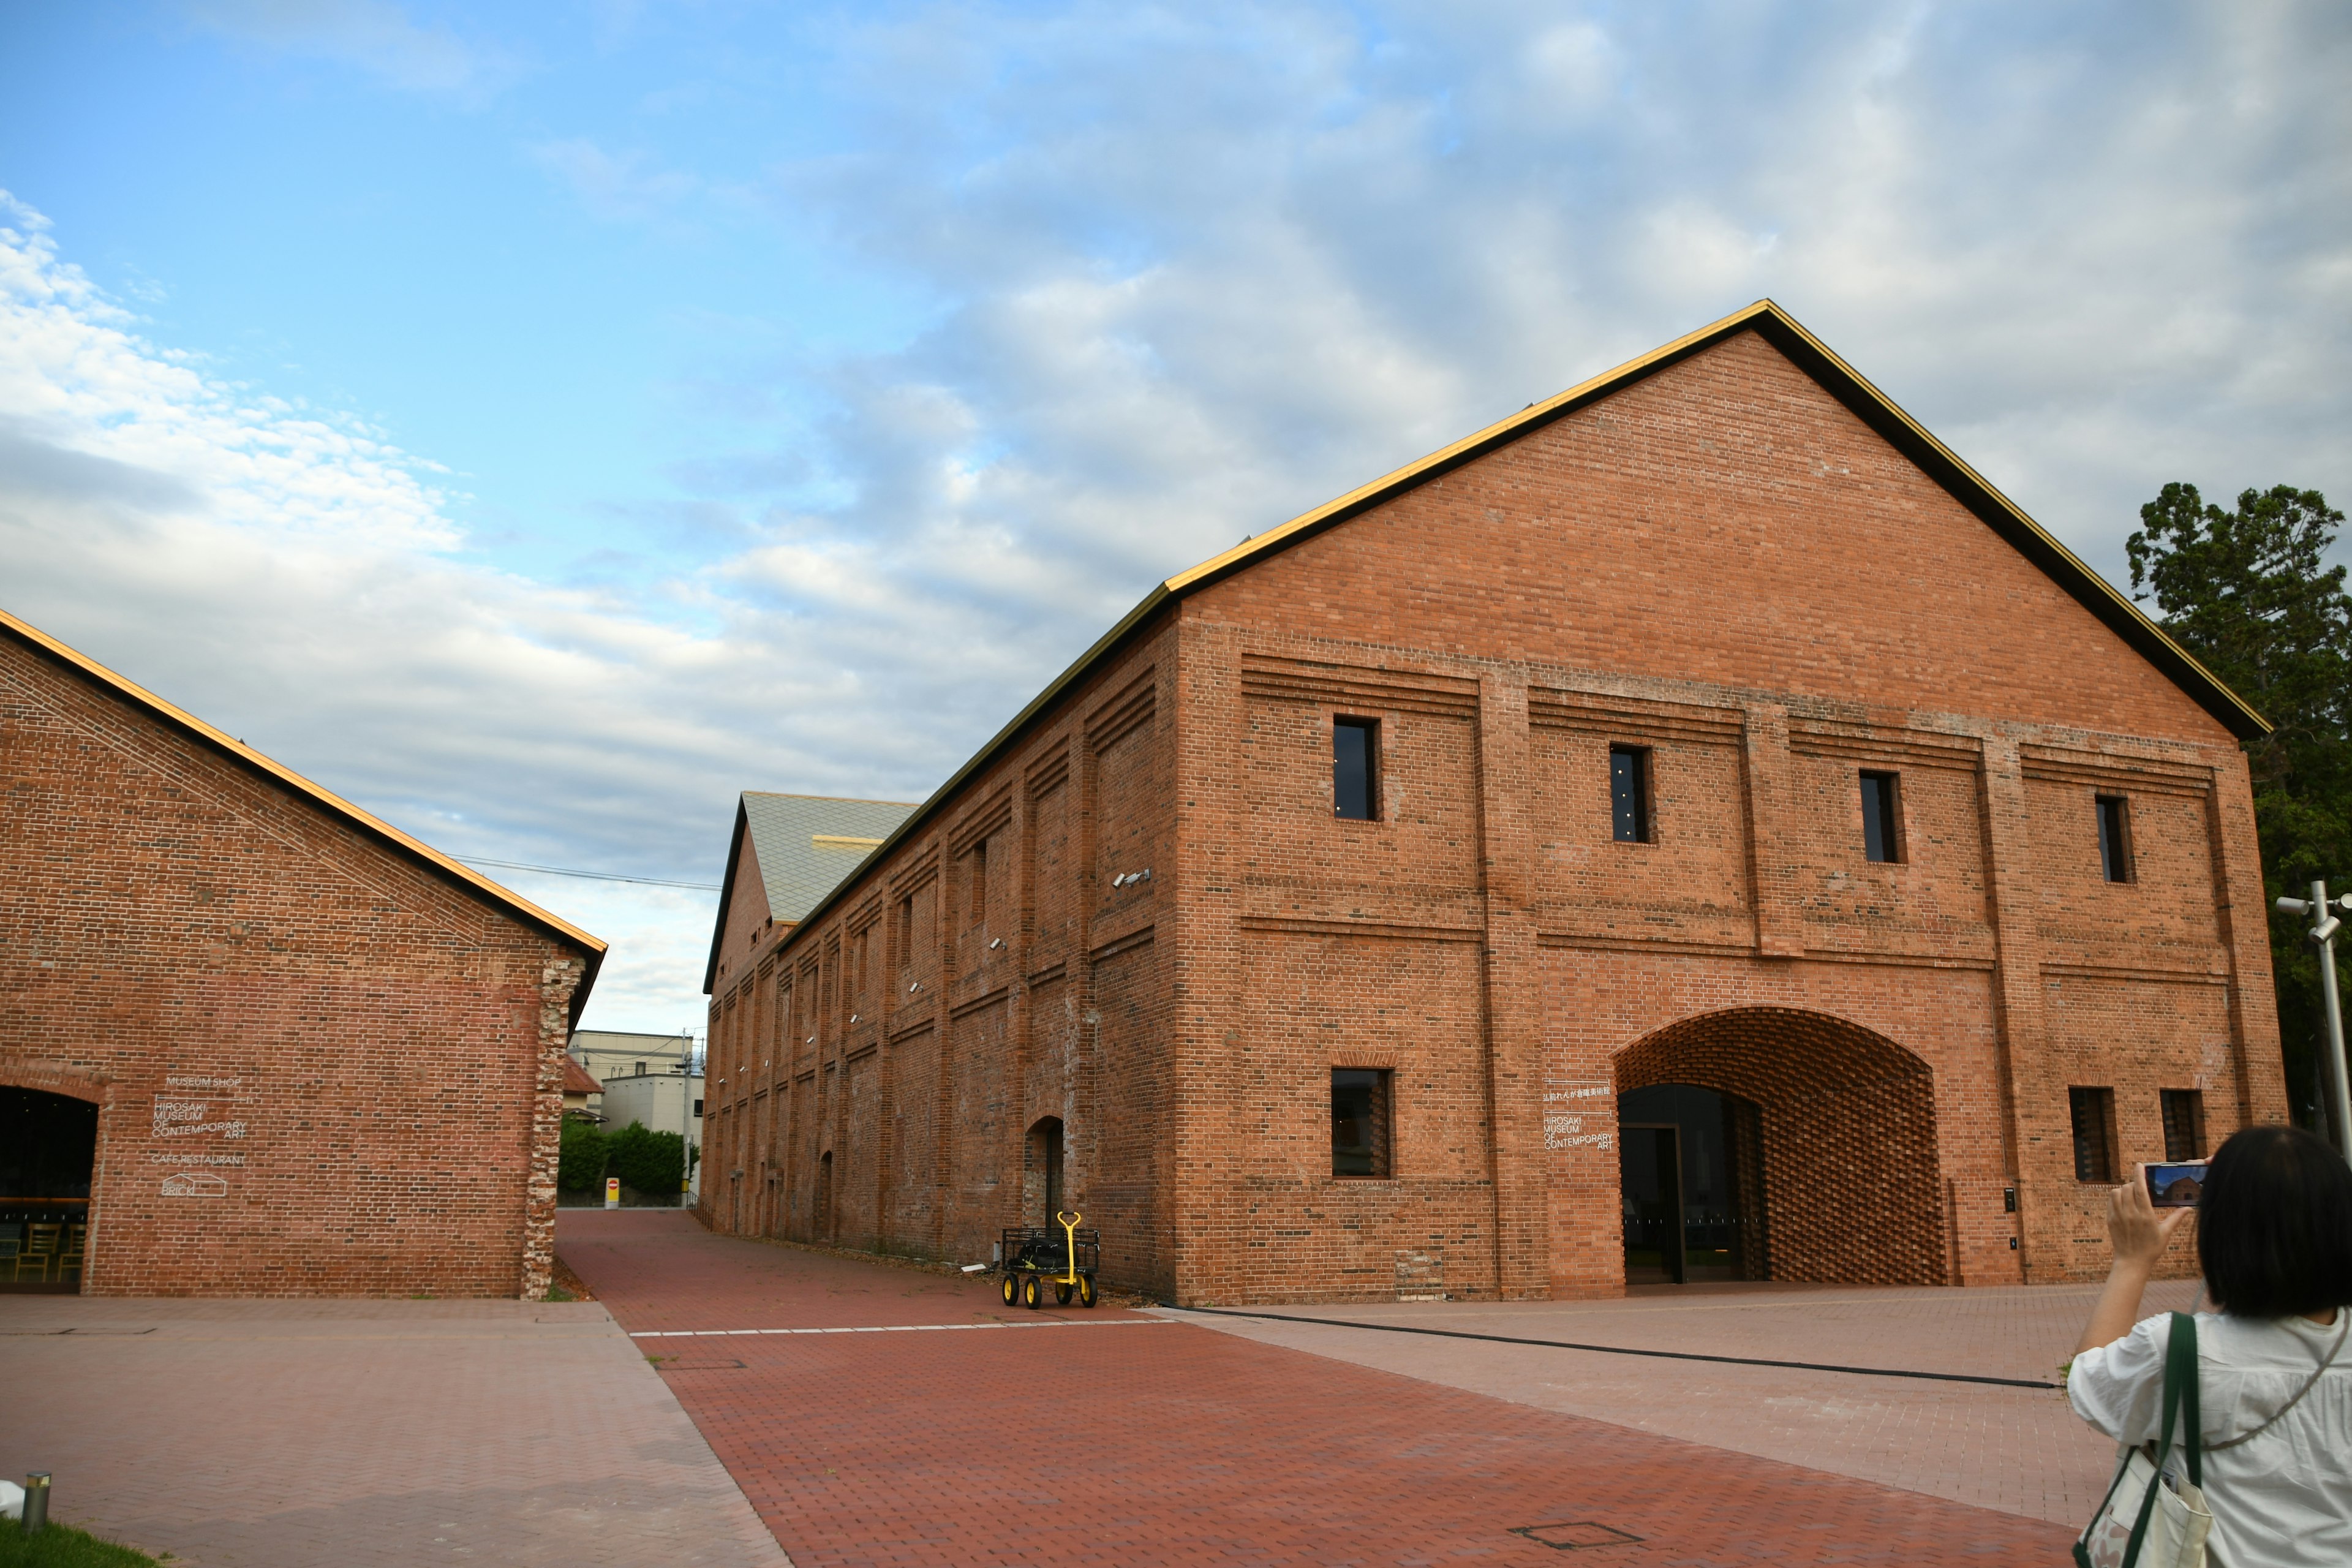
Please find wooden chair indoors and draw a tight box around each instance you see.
[57,1223,86,1287]
[14,1223,61,1284]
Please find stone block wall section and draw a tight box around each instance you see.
[0,630,592,1298]
[702,325,2286,1303]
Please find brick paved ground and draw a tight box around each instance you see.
[0,1294,789,1567]
[1163,1280,2203,1527]
[560,1210,2077,1566]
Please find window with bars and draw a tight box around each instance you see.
[2160,1089,2206,1162]
[1860,771,1904,863]
[1333,718,1379,821]
[2070,1087,2117,1183]
[2097,796,2135,883]
[1610,745,1653,843]
[1331,1068,1393,1178]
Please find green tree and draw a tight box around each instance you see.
[2127,483,2352,1129]
[608,1121,686,1200]
[557,1118,610,1193]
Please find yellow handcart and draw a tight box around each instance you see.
[999,1210,1100,1310]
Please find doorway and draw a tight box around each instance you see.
[815,1151,834,1241]
[1618,1083,1762,1286]
[1027,1117,1065,1224]
[2,1087,97,1294]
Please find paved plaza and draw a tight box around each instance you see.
[4,1212,2174,1566]
[0,1293,787,1567]
[562,1210,2083,1565]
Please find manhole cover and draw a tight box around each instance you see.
[1510,1521,1643,1551]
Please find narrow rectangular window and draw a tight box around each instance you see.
[2160,1089,2205,1162]
[693,1099,704,1118]
[896,895,914,968]
[1860,771,1904,863]
[2097,796,2134,883]
[970,837,989,927]
[2069,1087,2116,1183]
[1333,718,1378,821]
[1610,745,1653,843]
[1331,1068,1392,1178]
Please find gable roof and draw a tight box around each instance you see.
[702,792,920,992]
[562,1057,605,1096]
[751,300,2269,970]
[1,606,607,1022]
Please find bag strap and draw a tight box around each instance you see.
[2116,1314,2195,1565]
[2206,1307,2350,1453]
[2173,1311,2202,1489]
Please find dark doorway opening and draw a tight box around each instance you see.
[815,1151,834,1241]
[1618,1083,1765,1286]
[1028,1117,1066,1223]
[2,1087,96,1294]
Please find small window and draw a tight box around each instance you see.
[2097,796,2134,883]
[2160,1089,2204,1162]
[692,1099,704,1118]
[1610,745,1653,843]
[896,894,915,967]
[1331,1068,1392,1178]
[2069,1087,2116,1183]
[1860,771,1904,863]
[1333,718,1379,821]
[970,837,989,927]
[635,1061,647,1077]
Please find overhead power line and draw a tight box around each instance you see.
[457,856,720,891]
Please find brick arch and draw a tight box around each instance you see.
[1612,1007,1947,1287]
[0,1065,108,1105]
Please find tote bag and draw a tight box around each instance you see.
[2075,1312,2212,1568]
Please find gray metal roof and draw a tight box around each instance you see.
[741,793,920,924]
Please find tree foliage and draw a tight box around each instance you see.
[609,1121,686,1199]
[557,1117,610,1193]
[2127,483,2352,1127]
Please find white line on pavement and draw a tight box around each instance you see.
[629,1319,1179,1338]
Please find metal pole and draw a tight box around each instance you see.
[2280,881,2352,1163]
[21,1472,49,1534]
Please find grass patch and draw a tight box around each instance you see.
[0,1522,163,1566]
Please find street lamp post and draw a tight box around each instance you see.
[2277,880,2352,1163]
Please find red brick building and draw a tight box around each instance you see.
[699,302,2280,1303]
[1,609,605,1297]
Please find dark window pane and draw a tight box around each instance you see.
[2160,1089,2204,1161]
[2098,797,2133,883]
[1861,772,1901,863]
[1610,746,1651,843]
[1332,1067,1390,1177]
[2070,1087,2115,1183]
[1334,719,1376,820]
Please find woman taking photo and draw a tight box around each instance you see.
[2069,1124,2352,1563]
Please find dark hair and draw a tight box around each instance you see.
[2199,1125,2352,1317]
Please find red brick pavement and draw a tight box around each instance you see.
[560,1213,2074,1566]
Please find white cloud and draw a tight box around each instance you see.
[7,0,2351,1028]
[178,0,519,97]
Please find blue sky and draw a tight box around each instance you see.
[3,1,2348,1030]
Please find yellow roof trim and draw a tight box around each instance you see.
[1,605,609,975]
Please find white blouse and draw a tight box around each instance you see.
[2069,1309,2352,1567]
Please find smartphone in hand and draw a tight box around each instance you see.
[2141,1160,2209,1208]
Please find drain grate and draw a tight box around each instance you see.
[1510,1521,1643,1551]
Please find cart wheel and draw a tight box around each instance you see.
[1054,1280,1074,1307]
[1022,1274,1042,1310]
[1000,1273,1018,1307]
[1076,1274,1097,1308]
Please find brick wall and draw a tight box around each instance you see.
[703,325,2278,1302]
[0,631,592,1298]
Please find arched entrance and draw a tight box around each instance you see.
[2,1086,97,1294]
[1025,1117,1065,1224]
[1613,1007,1948,1287]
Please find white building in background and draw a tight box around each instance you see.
[568,1028,704,1196]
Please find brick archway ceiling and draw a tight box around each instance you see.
[1613,1006,1948,1287]
[1613,1006,1930,1101]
